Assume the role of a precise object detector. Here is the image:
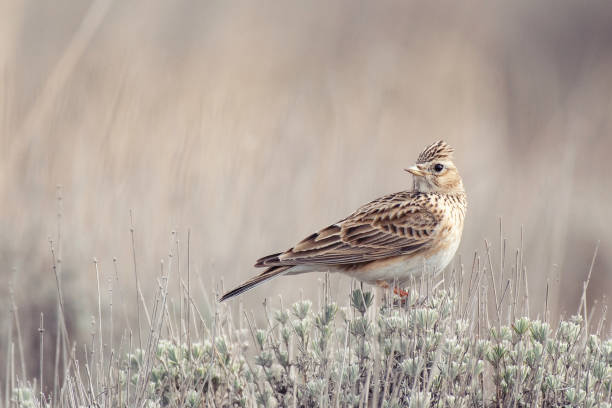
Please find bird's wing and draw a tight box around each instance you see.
[255,192,443,267]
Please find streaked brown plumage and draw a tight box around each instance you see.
[220,140,466,301]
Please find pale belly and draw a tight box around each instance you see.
[339,237,461,287]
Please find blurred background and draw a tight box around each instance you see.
[1,0,611,384]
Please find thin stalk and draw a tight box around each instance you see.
[4,305,13,408]
[129,210,142,349]
[94,258,104,390]
[39,313,44,401]
[187,229,191,351]
[8,283,26,382]
[577,241,600,324]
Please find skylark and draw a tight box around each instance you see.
[220,140,466,301]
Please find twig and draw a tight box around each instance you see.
[577,241,600,324]
[129,210,142,349]
[39,313,45,401]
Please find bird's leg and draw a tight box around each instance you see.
[376,281,410,306]
[393,287,410,297]
[393,287,411,308]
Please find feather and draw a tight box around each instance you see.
[219,266,292,301]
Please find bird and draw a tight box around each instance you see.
[219,140,466,302]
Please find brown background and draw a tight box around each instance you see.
[1,0,611,382]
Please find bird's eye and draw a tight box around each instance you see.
[434,163,444,172]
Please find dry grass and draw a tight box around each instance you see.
[1,0,612,396]
[5,235,612,407]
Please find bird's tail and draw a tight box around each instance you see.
[219,265,292,302]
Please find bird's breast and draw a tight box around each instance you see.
[340,202,464,286]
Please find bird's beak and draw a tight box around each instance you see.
[405,165,426,177]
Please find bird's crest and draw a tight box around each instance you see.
[417,140,454,164]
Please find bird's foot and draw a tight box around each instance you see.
[390,287,411,308]
[393,287,410,297]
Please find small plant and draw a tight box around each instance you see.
[6,228,611,407]
[13,283,611,407]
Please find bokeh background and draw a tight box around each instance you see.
[1,0,611,384]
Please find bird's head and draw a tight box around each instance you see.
[405,140,464,194]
